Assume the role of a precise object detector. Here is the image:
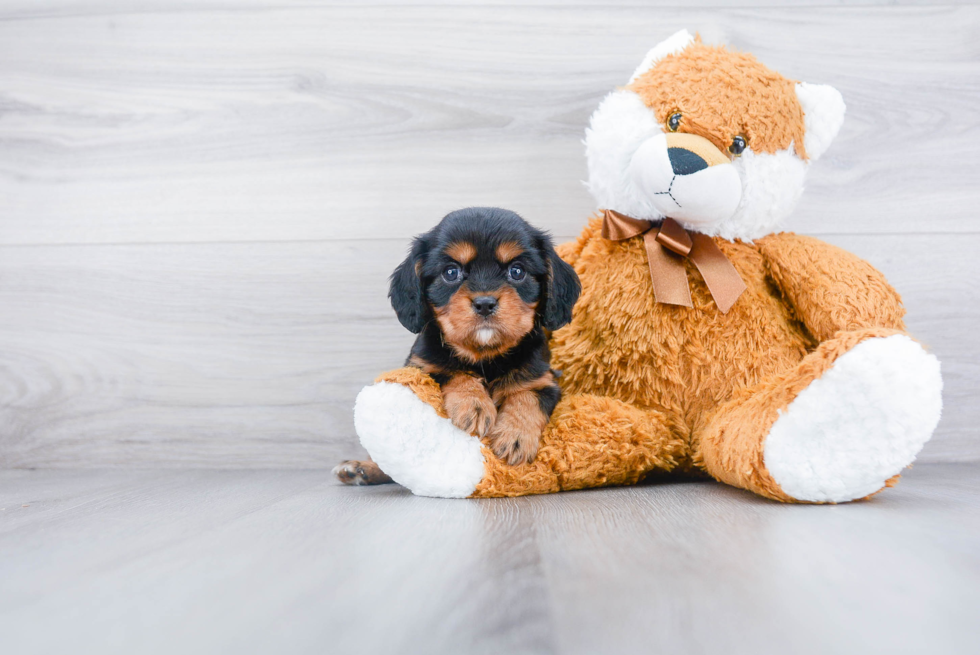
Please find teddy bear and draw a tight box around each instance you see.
[351,30,943,503]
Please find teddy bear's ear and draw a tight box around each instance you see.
[796,82,846,161]
[628,29,696,84]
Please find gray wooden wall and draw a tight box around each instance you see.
[1,2,977,468]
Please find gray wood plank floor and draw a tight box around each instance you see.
[1,463,978,655]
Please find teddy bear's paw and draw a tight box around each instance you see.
[764,334,943,502]
[353,382,486,498]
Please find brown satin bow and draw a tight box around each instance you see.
[601,209,747,314]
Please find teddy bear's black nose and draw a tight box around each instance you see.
[472,296,498,317]
[668,147,709,175]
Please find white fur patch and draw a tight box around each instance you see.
[584,90,667,221]
[628,29,695,84]
[354,382,486,498]
[476,328,495,345]
[764,335,943,503]
[796,82,846,161]
[706,146,808,241]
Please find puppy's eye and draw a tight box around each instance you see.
[508,263,526,281]
[667,113,682,132]
[729,135,746,157]
[442,265,460,282]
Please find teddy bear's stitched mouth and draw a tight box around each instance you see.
[651,174,682,208]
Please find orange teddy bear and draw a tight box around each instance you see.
[353,31,943,502]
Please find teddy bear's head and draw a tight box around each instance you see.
[585,30,845,241]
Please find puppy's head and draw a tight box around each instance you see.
[390,207,580,362]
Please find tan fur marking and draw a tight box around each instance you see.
[445,241,477,264]
[442,373,497,437]
[491,370,555,406]
[407,354,440,375]
[488,390,548,465]
[495,241,524,263]
[628,40,808,159]
[434,284,537,362]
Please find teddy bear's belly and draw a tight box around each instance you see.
[550,236,814,437]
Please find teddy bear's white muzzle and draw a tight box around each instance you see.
[630,133,742,228]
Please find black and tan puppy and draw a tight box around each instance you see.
[334,207,580,486]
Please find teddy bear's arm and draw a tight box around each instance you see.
[757,233,906,342]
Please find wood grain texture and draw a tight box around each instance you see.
[1,5,978,245]
[1,463,978,654]
[1,0,970,21]
[1,233,976,467]
[0,4,976,468]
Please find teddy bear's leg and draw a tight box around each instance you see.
[353,368,487,498]
[697,328,942,503]
[354,368,686,498]
[474,393,687,497]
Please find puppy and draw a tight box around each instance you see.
[334,207,580,486]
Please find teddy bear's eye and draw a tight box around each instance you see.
[667,113,682,132]
[729,135,746,157]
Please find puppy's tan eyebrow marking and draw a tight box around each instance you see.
[445,241,477,264]
[496,241,523,262]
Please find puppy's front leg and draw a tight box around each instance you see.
[442,373,497,438]
[488,389,550,465]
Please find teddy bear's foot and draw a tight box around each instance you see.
[763,333,942,502]
[700,330,942,503]
[354,380,487,498]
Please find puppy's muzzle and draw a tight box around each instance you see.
[472,295,498,318]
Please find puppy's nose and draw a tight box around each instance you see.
[668,147,708,175]
[472,296,498,317]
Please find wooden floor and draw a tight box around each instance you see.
[1,463,978,655]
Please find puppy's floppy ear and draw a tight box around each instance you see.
[389,235,430,333]
[538,233,581,330]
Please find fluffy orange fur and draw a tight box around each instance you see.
[628,39,808,159]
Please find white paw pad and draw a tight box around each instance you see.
[764,335,943,502]
[353,382,486,498]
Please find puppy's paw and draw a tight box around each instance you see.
[445,391,497,438]
[443,375,497,437]
[488,412,542,466]
[333,460,392,486]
